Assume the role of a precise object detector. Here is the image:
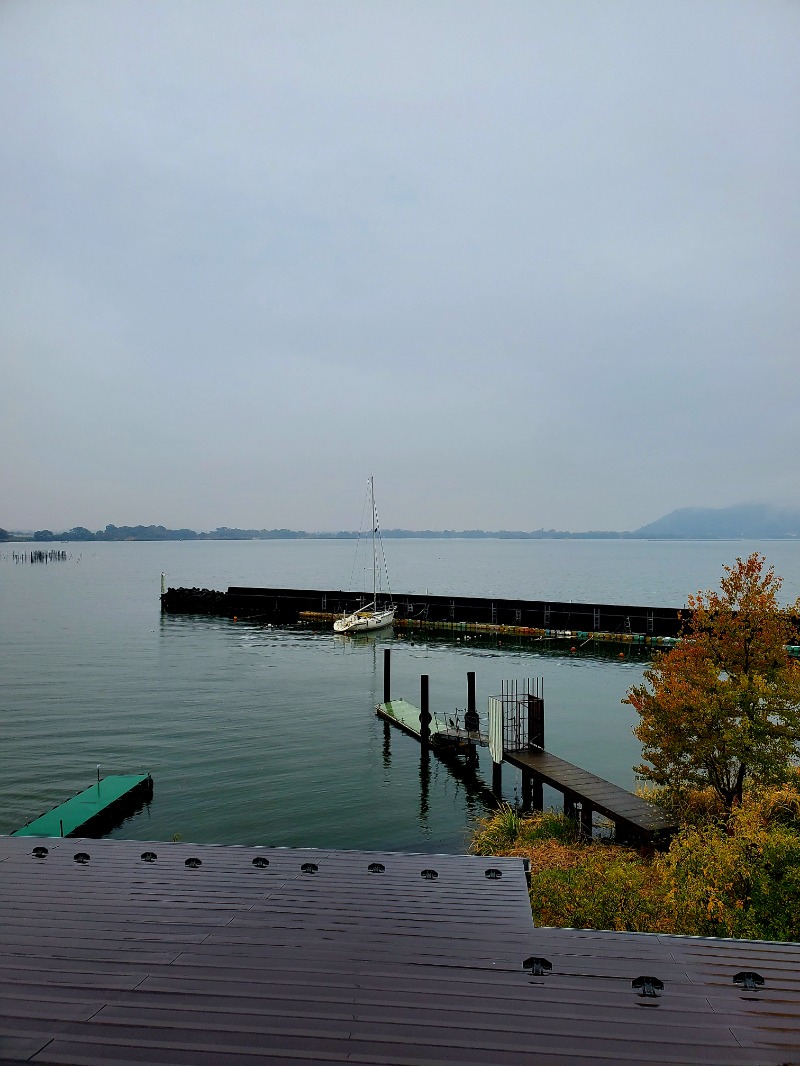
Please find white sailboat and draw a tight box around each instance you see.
[333,477,395,634]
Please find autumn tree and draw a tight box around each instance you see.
[625,553,800,815]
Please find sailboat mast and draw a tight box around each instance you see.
[370,475,377,605]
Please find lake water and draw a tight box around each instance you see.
[3,538,799,852]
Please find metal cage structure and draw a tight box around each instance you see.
[487,678,544,763]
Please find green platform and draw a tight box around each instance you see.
[12,774,152,838]
[377,699,447,739]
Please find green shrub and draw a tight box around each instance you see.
[470,805,579,854]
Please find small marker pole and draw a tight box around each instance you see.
[161,572,166,595]
[60,819,63,837]
[97,764,101,793]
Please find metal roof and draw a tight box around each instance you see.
[1,835,799,1065]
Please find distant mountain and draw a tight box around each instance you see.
[635,505,800,539]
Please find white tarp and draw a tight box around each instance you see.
[488,696,504,764]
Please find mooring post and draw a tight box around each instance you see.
[492,760,503,800]
[420,674,430,746]
[383,648,391,704]
[464,670,479,732]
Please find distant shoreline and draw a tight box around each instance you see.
[3,525,800,544]
[4,506,800,543]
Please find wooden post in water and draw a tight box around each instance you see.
[383,649,391,704]
[492,760,503,800]
[464,671,479,733]
[420,674,430,747]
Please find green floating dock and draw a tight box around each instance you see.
[378,698,445,738]
[12,774,153,838]
[377,700,486,745]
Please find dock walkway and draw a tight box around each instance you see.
[503,748,675,839]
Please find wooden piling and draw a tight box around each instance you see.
[383,648,391,704]
[420,674,430,746]
[464,671,479,732]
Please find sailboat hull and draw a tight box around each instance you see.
[333,607,395,634]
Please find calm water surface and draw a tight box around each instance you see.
[3,539,799,851]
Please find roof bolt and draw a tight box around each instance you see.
[632,976,664,997]
[733,971,764,992]
[523,956,552,977]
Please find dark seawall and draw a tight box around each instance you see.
[161,586,687,638]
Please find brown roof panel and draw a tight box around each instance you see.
[1,835,799,1065]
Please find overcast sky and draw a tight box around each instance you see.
[1,1,798,532]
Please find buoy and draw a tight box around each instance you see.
[233,616,238,622]
[619,652,625,658]
[571,646,576,653]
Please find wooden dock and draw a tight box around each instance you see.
[12,773,153,838]
[377,691,675,844]
[503,748,675,841]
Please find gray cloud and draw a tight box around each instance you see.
[2,1,798,531]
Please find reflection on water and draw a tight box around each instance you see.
[419,748,430,826]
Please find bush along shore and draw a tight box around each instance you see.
[469,554,800,940]
[469,780,800,940]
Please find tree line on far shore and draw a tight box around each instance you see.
[1,524,636,543]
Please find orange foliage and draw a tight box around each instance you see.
[626,554,800,813]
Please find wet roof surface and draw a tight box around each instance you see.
[1,835,799,1065]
